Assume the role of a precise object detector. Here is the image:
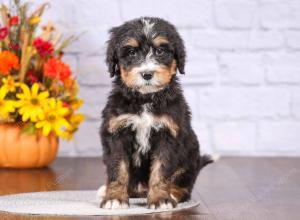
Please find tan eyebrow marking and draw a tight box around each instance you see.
[124,38,139,47]
[153,36,169,47]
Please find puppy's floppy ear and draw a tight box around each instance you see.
[174,35,186,75]
[106,27,119,78]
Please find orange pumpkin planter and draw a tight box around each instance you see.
[0,124,58,169]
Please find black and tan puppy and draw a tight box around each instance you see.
[98,17,214,210]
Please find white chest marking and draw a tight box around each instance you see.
[129,104,161,155]
[108,104,179,166]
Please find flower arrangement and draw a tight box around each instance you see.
[0,0,84,140]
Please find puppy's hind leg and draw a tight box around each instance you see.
[169,154,218,203]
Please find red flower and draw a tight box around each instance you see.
[9,42,20,50]
[0,27,8,40]
[9,16,19,26]
[33,38,54,58]
[63,102,71,109]
[27,70,39,83]
[43,58,71,81]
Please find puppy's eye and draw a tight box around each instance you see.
[156,47,165,56]
[128,49,137,57]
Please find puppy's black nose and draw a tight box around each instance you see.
[141,71,154,80]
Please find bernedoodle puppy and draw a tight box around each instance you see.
[98,17,214,210]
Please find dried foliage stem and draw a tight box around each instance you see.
[0,5,9,48]
[19,31,29,81]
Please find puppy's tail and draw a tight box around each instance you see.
[199,154,220,169]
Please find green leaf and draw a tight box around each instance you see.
[21,122,37,135]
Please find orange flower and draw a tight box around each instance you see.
[43,58,71,81]
[0,51,19,75]
[63,77,75,89]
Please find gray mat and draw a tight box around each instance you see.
[0,190,199,216]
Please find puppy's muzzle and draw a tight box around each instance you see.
[141,71,154,80]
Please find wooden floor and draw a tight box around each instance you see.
[0,157,299,220]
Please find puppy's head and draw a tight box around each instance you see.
[106,17,186,94]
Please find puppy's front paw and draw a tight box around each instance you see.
[97,185,107,201]
[148,197,177,210]
[99,181,129,209]
[101,198,129,209]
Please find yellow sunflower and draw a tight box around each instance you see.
[36,98,70,136]
[71,99,83,110]
[70,113,85,124]
[16,83,49,122]
[1,76,20,93]
[61,113,85,140]
[0,87,16,120]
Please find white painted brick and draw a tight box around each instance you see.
[183,87,199,115]
[36,0,122,28]
[259,0,291,29]
[78,55,111,86]
[289,0,300,29]
[78,85,111,120]
[258,122,300,152]
[286,31,300,50]
[219,53,264,85]
[265,52,300,84]
[182,53,218,84]
[73,121,102,156]
[179,29,201,58]
[119,0,212,28]
[197,88,290,119]
[69,0,121,28]
[80,102,104,121]
[181,88,213,153]
[183,87,211,122]
[266,70,300,84]
[213,122,256,153]
[215,0,259,29]
[58,140,77,157]
[33,0,74,28]
[64,27,109,55]
[260,0,300,29]
[78,86,111,105]
[80,101,107,121]
[34,1,111,55]
[191,30,283,50]
[291,89,300,119]
[191,121,212,154]
[247,30,284,50]
[193,30,249,50]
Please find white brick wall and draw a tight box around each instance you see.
[31,0,300,157]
